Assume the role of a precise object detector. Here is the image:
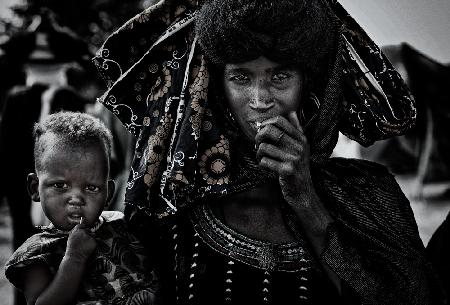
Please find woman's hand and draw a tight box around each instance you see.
[255,111,314,207]
[66,218,96,262]
[255,113,340,291]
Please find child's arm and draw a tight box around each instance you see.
[22,222,96,305]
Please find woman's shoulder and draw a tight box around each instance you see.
[315,157,409,211]
[320,157,392,179]
[316,157,403,196]
[316,157,423,249]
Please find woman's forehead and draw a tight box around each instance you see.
[224,56,302,73]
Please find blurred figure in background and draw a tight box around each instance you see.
[0,10,93,247]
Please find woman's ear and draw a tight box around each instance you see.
[105,179,116,207]
[27,173,40,202]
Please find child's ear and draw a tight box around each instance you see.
[105,179,116,207]
[27,173,40,202]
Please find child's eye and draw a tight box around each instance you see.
[53,182,68,189]
[86,185,100,193]
[272,72,290,82]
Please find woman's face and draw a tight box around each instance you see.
[223,56,304,142]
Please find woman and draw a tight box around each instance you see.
[93,0,444,304]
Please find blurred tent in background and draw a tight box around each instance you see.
[360,43,450,198]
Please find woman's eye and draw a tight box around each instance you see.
[86,185,100,193]
[229,74,249,83]
[272,72,290,82]
[53,182,68,189]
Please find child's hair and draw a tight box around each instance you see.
[33,111,113,172]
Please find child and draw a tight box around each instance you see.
[5,112,158,305]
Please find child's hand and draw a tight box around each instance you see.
[65,217,96,262]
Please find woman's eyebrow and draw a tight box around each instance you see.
[224,67,249,75]
[271,64,299,73]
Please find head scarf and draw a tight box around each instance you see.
[93,0,415,221]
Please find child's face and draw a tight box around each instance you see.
[28,137,114,231]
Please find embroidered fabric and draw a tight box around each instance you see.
[190,204,313,272]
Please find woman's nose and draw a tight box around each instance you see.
[249,81,274,111]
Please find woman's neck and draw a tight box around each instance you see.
[210,182,296,243]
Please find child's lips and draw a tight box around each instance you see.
[68,213,82,219]
[67,206,83,222]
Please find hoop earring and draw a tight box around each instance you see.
[302,91,320,128]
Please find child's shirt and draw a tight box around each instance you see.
[5,211,158,305]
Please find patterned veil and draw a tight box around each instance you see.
[93,0,415,221]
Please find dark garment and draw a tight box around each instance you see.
[0,84,47,250]
[313,158,444,305]
[141,205,345,305]
[130,158,443,305]
[427,211,450,301]
[5,211,159,305]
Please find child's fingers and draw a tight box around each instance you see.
[70,216,89,232]
[78,216,90,229]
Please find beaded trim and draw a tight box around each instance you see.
[42,217,105,234]
[190,204,313,272]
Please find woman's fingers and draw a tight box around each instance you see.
[259,114,304,139]
[259,156,283,173]
[257,142,294,162]
[255,123,287,147]
[258,116,297,140]
[255,118,305,149]
[259,156,298,177]
[287,111,301,130]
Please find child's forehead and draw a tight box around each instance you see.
[41,132,104,151]
[39,132,109,163]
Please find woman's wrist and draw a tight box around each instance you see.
[288,187,334,250]
[289,184,332,229]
